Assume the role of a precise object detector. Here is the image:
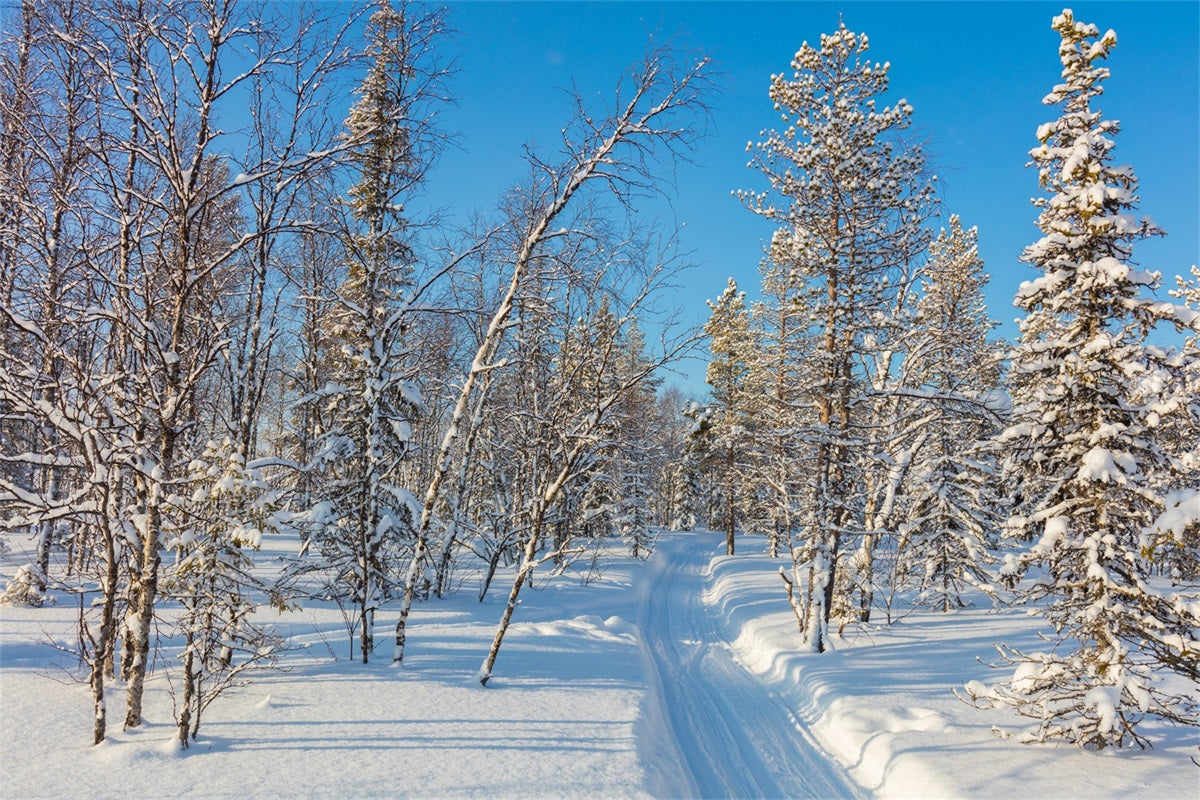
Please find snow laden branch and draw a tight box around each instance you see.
[0,0,369,743]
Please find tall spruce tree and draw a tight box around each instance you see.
[609,319,661,558]
[704,278,757,556]
[965,10,1200,748]
[897,216,1003,611]
[305,0,437,663]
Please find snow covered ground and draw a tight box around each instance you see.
[2,530,1196,798]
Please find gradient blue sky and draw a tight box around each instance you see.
[422,1,1199,394]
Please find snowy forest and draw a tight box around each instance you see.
[1,0,1197,795]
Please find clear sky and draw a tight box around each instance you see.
[420,1,1200,394]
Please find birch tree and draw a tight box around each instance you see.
[0,0,359,738]
[392,44,710,668]
[0,0,133,745]
[477,223,702,685]
[0,0,102,605]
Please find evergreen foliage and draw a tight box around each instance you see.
[899,217,1004,611]
[302,0,429,664]
[965,10,1200,748]
[166,440,286,748]
[704,278,757,556]
[739,22,937,649]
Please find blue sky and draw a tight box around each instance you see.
[421,1,1199,394]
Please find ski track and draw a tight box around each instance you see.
[638,533,865,800]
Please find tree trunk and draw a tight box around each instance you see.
[392,539,425,664]
[781,568,805,634]
[725,442,736,556]
[435,378,491,598]
[34,518,52,601]
[806,559,826,654]
[177,639,195,749]
[479,533,539,686]
[361,602,373,665]
[822,529,840,626]
[478,547,503,603]
[91,485,121,744]
[123,572,156,729]
[125,433,170,728]
[858,534,875,622]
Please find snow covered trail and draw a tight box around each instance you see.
[637,532,865,800]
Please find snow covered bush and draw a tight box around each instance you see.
[0,563,49,607]
[165,440,288,748]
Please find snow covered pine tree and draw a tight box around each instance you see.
[167,441,285,748]
[704,278,757,556]
[739,22,936,651]
[305,0,439,664]
[964,9,1200,749]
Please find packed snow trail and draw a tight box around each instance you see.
[638,532,865,799]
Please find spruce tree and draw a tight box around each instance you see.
[610,320,661,558]
[305,0,430,663]
[1147,267,1200,583]
[966,10,1200,748]
[670,403,715,531]
[900,216,1003,611]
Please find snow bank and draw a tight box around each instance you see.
[703,546,1197,799]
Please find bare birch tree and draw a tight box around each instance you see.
[391,44,711,668]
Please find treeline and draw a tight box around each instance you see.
[0,0,708,747]
[690,15,1199,750]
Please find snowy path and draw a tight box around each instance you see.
[638,533,865,800]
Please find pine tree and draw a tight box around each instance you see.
[739,23,936,649]
[304,0,430,664]
[670,402,715,531]
[704,278,757,556]
[965,10,1200,748]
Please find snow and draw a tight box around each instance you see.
[2,530,1196,799]
[1078,445,1135,483]
[1154,489,1200,538]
